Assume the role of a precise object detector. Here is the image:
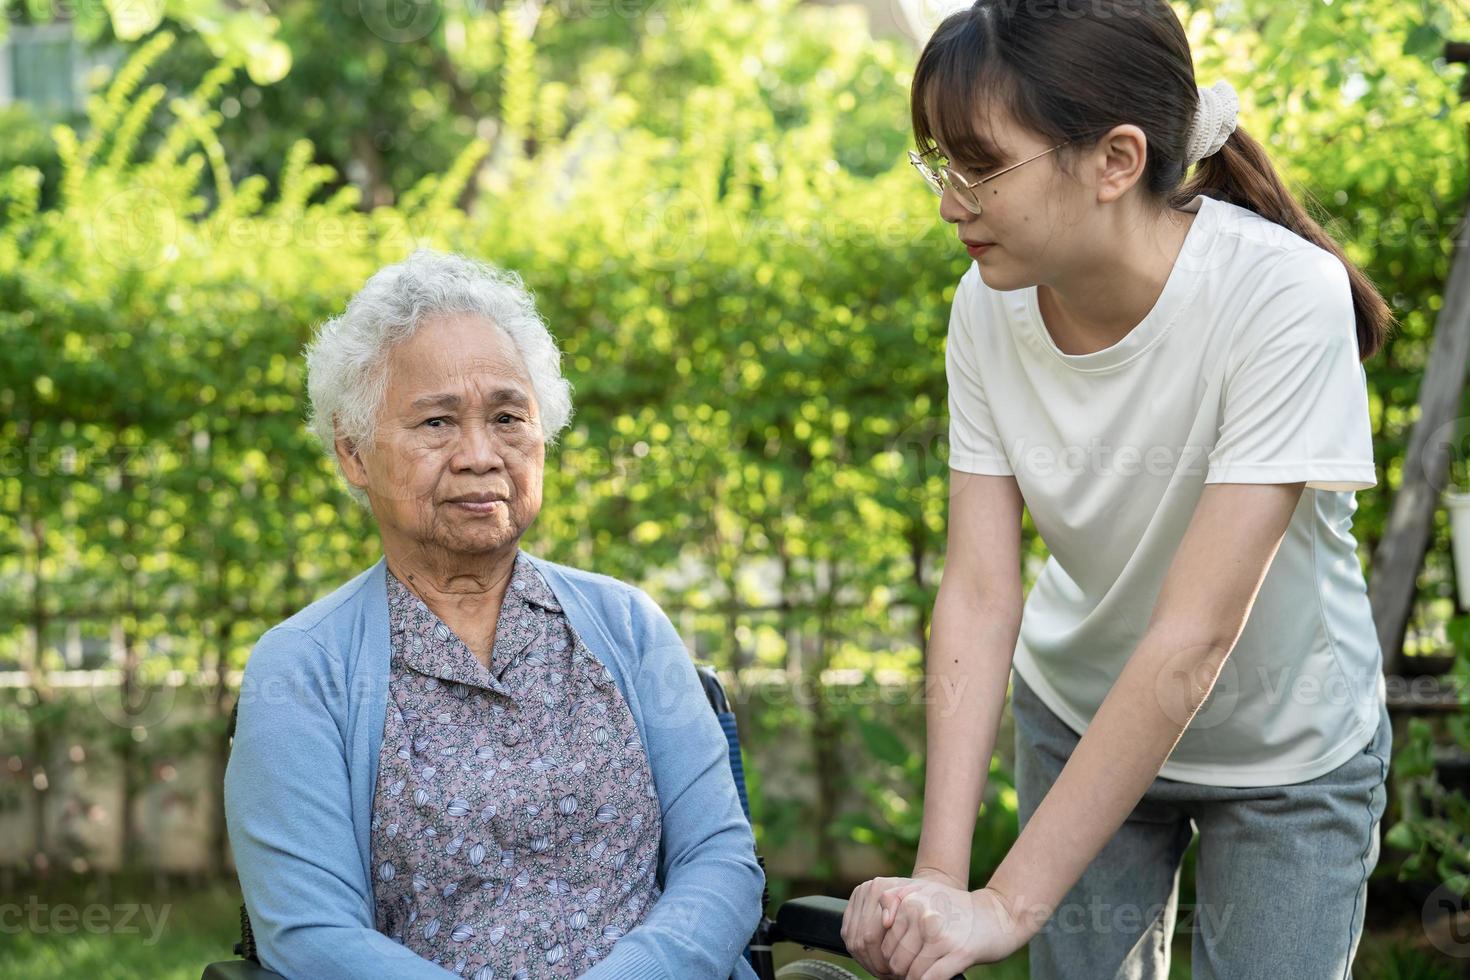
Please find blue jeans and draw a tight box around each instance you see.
[1011,668,1392,979]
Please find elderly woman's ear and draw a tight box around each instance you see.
[333,424,367,491]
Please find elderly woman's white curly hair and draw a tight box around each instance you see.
[305,248,574,506]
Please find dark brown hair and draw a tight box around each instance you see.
[911,0,1393,361]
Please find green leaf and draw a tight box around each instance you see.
[858,718,910,767]
[1384,820,1418,851]
[1403,23,1443,59]
[104,0,165,41]
[1445,613,1470,656]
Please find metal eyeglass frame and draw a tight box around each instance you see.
[907,142,1069,215]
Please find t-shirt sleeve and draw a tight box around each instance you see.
[946,271,1015,476]
[1203,251,1377,492]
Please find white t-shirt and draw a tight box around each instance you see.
[947,192,1385,787]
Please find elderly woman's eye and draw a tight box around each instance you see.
[496,414,520,425]
[422,417,450,428]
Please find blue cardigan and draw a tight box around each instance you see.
[224,551,764,980]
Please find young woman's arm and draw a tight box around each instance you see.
[914,469,1026,882]
[842,468,1024,976]
[876,480,1305,979]
[985,478,1305,912]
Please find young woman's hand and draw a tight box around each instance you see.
[876,882,1030,979]
[842,868,967,978]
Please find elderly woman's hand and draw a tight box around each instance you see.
[842,875,912,978]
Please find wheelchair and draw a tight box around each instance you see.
[202,665,965,980]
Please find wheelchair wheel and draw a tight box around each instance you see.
[775,960,862,980]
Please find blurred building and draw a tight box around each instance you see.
[0,22,117,113]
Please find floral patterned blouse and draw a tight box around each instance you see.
[370,551,664,979]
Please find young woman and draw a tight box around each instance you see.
[839,2,1394,978]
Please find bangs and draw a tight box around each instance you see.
[910,11,1021,173]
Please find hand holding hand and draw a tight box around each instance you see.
[840,867,968,979]
[876,882,1030,980]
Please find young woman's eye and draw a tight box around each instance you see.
[949,155,994,180]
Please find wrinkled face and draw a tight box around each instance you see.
[340,313,545,564]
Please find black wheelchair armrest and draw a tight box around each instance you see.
[202,960,284,980]
[771,894,853,957]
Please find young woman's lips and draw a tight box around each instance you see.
[965,241,995,258]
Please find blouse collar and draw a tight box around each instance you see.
[386,549,563,691]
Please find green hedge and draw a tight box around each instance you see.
[2,0,1469,902]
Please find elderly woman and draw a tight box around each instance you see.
[224,249,764,980]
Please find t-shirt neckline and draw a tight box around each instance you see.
[1023,193,1217,373]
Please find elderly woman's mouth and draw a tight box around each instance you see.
[447,494,507,514]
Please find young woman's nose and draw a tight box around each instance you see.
[937,184,973,224]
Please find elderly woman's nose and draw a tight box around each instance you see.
[451,420,507,471]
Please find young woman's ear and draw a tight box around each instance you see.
[1093,123,1149,204]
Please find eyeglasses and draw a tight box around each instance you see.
[907,142,1068,215]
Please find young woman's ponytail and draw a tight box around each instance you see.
[1178,125,1393,360]
[911,0,1395,361]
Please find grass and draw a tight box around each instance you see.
[0,879,241,980]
